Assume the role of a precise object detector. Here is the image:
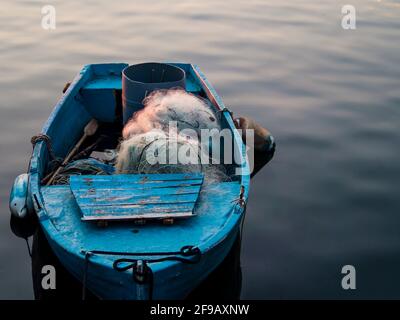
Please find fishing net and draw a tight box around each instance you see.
[122,88,221,139]
[116,131,199,173]
[115,130,231,184]
[116,89,231,184]
[52,158,115,185]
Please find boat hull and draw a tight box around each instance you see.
[41,217,242,299]
[27,62,251,300]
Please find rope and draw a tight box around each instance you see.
[31,134,59,163]
[81,252,93,300]
[25,238,32,258]
[112,246,201,270]
[232,185,246,211]
[31,134,62,185]
[238,187,248,254]
[81,245,201,300]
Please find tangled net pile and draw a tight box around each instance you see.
[116,88,231,184]
[52,158,114,185]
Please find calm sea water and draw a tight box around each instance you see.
[1,0,400,299]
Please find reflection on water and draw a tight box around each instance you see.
[1,0,400,299]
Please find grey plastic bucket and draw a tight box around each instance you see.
[122,62,186,124]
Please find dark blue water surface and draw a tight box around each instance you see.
[0,0,400,299]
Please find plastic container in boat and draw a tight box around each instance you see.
[122,62,186,124]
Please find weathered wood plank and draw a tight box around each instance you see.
[71,179,203,190]
[79,203,195,220]
[71,172,203,183]
[79,185,201,199]
[78,192,198,206]
[69,173,204,221]
[89,202,194,213]
[81,211,193,221]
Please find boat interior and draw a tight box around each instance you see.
[41,63,243,183]
[33,63,247,251]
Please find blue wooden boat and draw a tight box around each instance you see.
[13,63,250,299]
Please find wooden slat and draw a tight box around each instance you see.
[71,172,203,182]
[90,202,194,214]
[70,173,204,221]
[78,192,198,206]
[79,185,201,199]
[71,179,203,191]
[79,202,195,220]
[81,211,193,221]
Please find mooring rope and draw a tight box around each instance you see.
[25,238,32,258]
[81,245,201,300]
[31,134,59,163]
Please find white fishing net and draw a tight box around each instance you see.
[122,88,221,139]
[116,89,231,184]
